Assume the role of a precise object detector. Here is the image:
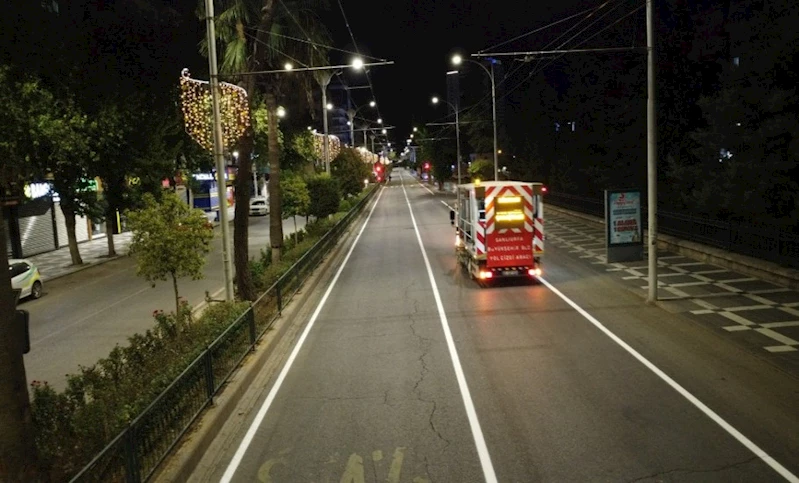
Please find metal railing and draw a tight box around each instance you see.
[546,192,799,269]
[70,187,377,482]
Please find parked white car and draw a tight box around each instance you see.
[9,259,43,300]
[249,197,268,216]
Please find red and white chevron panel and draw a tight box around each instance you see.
[534,195,544,255]
[476,221,485,255]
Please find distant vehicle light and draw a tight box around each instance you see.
[541,186,548,193]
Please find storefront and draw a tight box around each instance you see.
[3,182,102,259]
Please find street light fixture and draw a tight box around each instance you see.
[452,53,499,181]
[284,62,293,71]
[348,101,377,148]
[316,58,375,175]
[377,118,383,124]
[276,106,286,118]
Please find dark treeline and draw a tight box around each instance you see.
[476,0,798,227]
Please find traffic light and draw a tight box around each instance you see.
[375,165,382,172]
[424,162,430,170]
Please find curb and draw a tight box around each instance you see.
[546,204,799,291]
[153,195,376,482]
[39,252,128,284]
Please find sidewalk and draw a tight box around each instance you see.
[27,206,240,283]
[544,207,799,373]
[28,233,133,283]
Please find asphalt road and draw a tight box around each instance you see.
[21,214,306,390]
[190,169,799,482]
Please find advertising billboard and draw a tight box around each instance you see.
[605,189,643,262]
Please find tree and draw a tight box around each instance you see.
[306,174,340,219]
[282,130,317,175]
[127,191,214,315]
[332,147,371,197]
[0,66,39,482]
[681,0,799,223]
[31,96,102,266]
[468,159,494,181]
[281,173,310,243]
[211,0,331,300]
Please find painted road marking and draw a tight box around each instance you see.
[220,186,387,483]
[538,277,799,483]
[256,447,428,483]
[400,173,498,483]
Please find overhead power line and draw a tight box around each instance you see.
[478,4,606,53]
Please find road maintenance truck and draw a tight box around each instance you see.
[450,180,545,283]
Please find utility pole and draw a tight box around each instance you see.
[647,0,658,303]
[490,61,498,181]
[347,109,355,147]
[204,0,233,300]
[316,72,333,174]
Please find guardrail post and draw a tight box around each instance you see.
[276,283,282,314]
[247,308,256,350]
[203,349,214,400]
[123,426,140,483]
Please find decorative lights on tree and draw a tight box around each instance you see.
[311,132,340,164]
[179,68,251,152]
[355,147,379,164]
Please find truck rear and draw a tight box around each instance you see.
[452,181,545,283]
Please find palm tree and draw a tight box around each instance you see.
[208,0,330,300]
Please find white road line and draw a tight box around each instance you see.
[538,277,799,483]
[220,186,386,483]
[400,174,498,483]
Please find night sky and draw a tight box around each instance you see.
[318,0,589,144]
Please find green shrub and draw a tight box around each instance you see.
[338,198,352,213]
[30,300,250,480]
[306,174,340,219]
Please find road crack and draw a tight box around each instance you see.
[626,456,759,482]
[409,300,450,449]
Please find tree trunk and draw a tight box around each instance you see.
[266,90,283,264]
[172,272,180,317]
[61,203,84,265]
[0,208,38,480]
[105,206,116,257]
[233,130,255,301]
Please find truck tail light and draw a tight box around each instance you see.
[528,268,542,277]
[479,271,493,280]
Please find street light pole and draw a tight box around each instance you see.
[348,110,355,147]
[490,61,498,181]
[316,72,333,174]
[322,87,330,174]
[431,93,461,186]
[204,0,233,300]
[453,55,499,181]
[347,101,376,148]
[647,0,658,302]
